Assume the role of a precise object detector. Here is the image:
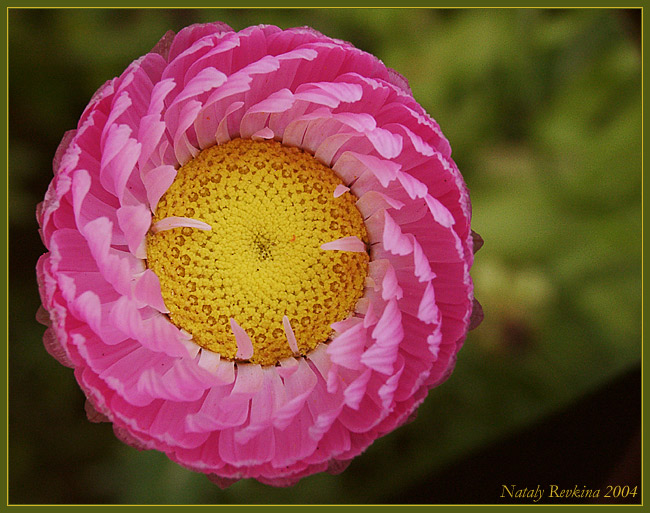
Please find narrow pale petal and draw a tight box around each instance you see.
[133,269,169,313]
[116,204,151,259]
[282,315,300,355]
[320,235,366,252]
[230,318,254,360]
[151,216,212,234]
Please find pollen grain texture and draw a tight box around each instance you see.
[146,138,369,366]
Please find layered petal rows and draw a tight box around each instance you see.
[36,22,480,486]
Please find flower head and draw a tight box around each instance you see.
[36,22,482,487]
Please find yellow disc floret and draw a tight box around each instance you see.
[146,138,369,366]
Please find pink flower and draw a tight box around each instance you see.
[36,22,482,487]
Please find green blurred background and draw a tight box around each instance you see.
[8,8,641,504]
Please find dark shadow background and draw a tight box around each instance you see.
[8,8,642,504]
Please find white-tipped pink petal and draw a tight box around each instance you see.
[333,184,350,198]
[320,236,366,253]
[151,216,212,234]
[282,315,300,355]
[230,318,254,360]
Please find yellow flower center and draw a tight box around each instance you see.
[146,138,369,366]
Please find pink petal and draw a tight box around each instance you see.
[333,184,349,198]
[167,22,234,62]
[235,368,285,444]
[99,124,141,202]
[327,322,367,370]
[314,132,361,167]
[306,376,345,440]
[417,281,440,325]
[355,190,404,219]
[142,165,177,213]
[380,264,403,301]
[333,151,400,188]
[215,101,246,144]
[361,299,403,374]
[81,218,142,297]
[169,99,202,165]
[133,269,169,313]
[381,212,413,256]
[330,315,363,334]
[49,228,98,273]
[306,343,333,381]
[85,398,110,423]
[197,350,236,385]
[273,359,317,430]
[186,385,248,432]
[116,204,151,259]
[71,169,125,245]
[240,88,295,139]
[378,356,405,409]
[251,127,275,141]
[295,80,362,108]
[108,296,192,358]
[343,368,372,410]
[271,407,319,468]
[230,363,264,397]
[218,426,275,466]
[146,401,210,449]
